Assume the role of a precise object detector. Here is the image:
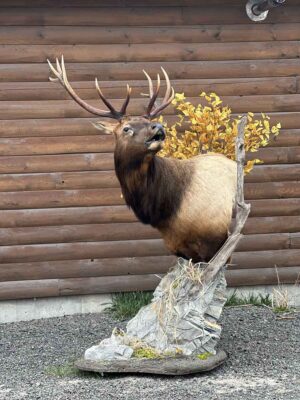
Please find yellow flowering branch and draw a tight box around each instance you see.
[159,92,281,174]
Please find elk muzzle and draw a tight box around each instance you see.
[145,123,166,151]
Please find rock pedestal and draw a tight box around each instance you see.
[77,258,228,374]
[126,258,227,356]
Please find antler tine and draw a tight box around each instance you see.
[141,67,174,119]
[148,68,175,119]
[120,84,132,115]
[146,73,161,116]
[143,70,154,98]
[149,87,175,118]
[161,67,171,104]
[95,78,120,117]
[56,57,62,75]
[48,55,129,121]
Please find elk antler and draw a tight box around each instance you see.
[143,67,175,119]
[47,55,131,121]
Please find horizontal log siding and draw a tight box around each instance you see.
[0,0,299,300]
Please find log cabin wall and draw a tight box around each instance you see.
[0,0,299,300]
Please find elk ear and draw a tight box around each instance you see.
[92,121,117,135]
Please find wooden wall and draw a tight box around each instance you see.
[0,0,299,300]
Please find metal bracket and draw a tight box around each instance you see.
[246,0,286,22]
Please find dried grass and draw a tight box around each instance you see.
[271,266,293,313]
[155,259,207,343]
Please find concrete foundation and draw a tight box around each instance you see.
[0,294,112,324]
[0,284,299,324]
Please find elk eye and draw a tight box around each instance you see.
[123,126,134,136]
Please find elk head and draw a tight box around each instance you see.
[47,56,175,160]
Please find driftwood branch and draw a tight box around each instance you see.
[202,116,251,285]
[76,350,227,375]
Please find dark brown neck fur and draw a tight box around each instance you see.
[114,148,190,227]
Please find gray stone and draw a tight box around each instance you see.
[84,332,133,361]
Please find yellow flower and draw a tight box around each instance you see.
[175,93,186,101]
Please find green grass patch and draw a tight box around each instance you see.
[109,290,275,322]
[225,291,272,307]
[273,305,291,314]
[109,291,153,321]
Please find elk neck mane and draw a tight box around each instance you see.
[114,148,192,228]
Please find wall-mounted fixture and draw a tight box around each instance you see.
[246,0,286,21]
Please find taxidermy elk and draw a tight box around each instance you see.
[48,57,237,263]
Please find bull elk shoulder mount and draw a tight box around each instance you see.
[48,56,237,264]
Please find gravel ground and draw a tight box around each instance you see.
[0,307,299,400]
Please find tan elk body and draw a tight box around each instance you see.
[48,57,237,263]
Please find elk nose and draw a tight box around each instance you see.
[151,123,163,131]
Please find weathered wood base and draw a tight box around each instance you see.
[75,349,227,376]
